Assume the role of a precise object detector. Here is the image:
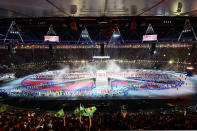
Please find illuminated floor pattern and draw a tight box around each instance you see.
[0,69,196,99]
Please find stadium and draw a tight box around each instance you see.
[0,0,197,130]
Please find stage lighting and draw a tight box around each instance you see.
[10,31,19,34]
[82,34,89,38]
[177,2,182,13]
[113,33,120,38]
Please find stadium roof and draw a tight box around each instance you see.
[0,0,197,18]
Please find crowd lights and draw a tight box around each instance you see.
[186,66,194,70]
[113,34,120,38]
[169,60,174,64]
[17,59,192,66]
[81,60,86,63]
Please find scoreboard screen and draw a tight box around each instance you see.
[44,36,59,42]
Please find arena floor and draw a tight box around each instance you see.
[0,66,197,99]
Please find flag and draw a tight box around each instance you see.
[80,105,89,117]
[54,109,64,118]
[74,107,80,115]
[79,105,96,117]
[86,106,96,116]
[0,104,8,113]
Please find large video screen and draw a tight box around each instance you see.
[44,35,59,42]
[143,34,157,41]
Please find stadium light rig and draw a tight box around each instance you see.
[82,34,89,38]
[113,33,120,38]
[183,30,191,33]
[10,31,19,34]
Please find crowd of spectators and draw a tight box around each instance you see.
[0,59,192,80]
[0,46,196,78]
[0,104,197,130]
[0,47,196,65]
